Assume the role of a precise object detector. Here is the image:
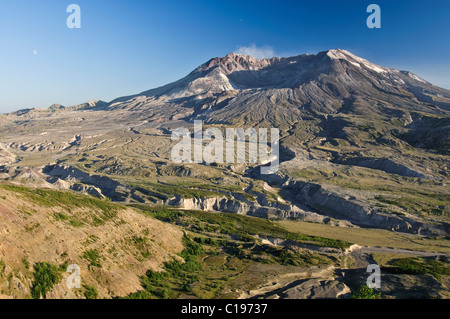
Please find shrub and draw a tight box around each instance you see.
[352,285,381,299]
[54,212,69,221]
[30,262,61,299]
[82,249,102,269]
[194,237,218,246]
[83,285,98,299]
[154,288,170,299]
[125,290,154,299]
[383,257,450,280]
[180,237,203,258]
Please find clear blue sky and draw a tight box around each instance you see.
[1,0,449,113]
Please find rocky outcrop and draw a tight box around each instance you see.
[39,163,447,236]
[166,195,353,226]
[70,183,104,198]
[281,179,446,236]
[43,164,128,201]
[249,165,447,235]
[0,144,16,165]
[275,279,351,299]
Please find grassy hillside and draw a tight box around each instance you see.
[0,183,184,299]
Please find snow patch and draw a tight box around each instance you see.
[409,73,427,83]
[327,50,348,61]
[348,61,361,68]
[328,49,388,74]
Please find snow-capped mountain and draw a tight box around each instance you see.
[99,49,449,127]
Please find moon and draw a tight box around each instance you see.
[33,50,38,55]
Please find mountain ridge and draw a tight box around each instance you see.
[0,49,448,235]
[6,49,450,118]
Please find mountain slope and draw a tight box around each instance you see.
[104,49,449,125]
[1,49,449,300]
[0,184,184,298]
[0,49,449,236]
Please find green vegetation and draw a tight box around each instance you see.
[352,285,381,299]
[0,183,131,227]
[375,194,449,219]
[82,249,102,269]
[251,184,282,203]
[0,259,5,274]
[128,235,151,258]
[222,241,332,267]
[285,165,449,221]
[125,228,336,300]
[194,237,218,246]
[0,184,121,225]
[53,210,84,227]
[279,220,450,254]
[357,124,376,133]
[126,237,203,299]
[382,257,450,281]
[82,235,100,246]
[83,285,98,299]
[22,257,30,270]
[120,205,343,299]
[130,181,225,199]
[30,262,62,299]
[69,219,83,227]
[134,205,351,250]
[54,212,69,221]
[58,261,69,272]
[167,180,273,202]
